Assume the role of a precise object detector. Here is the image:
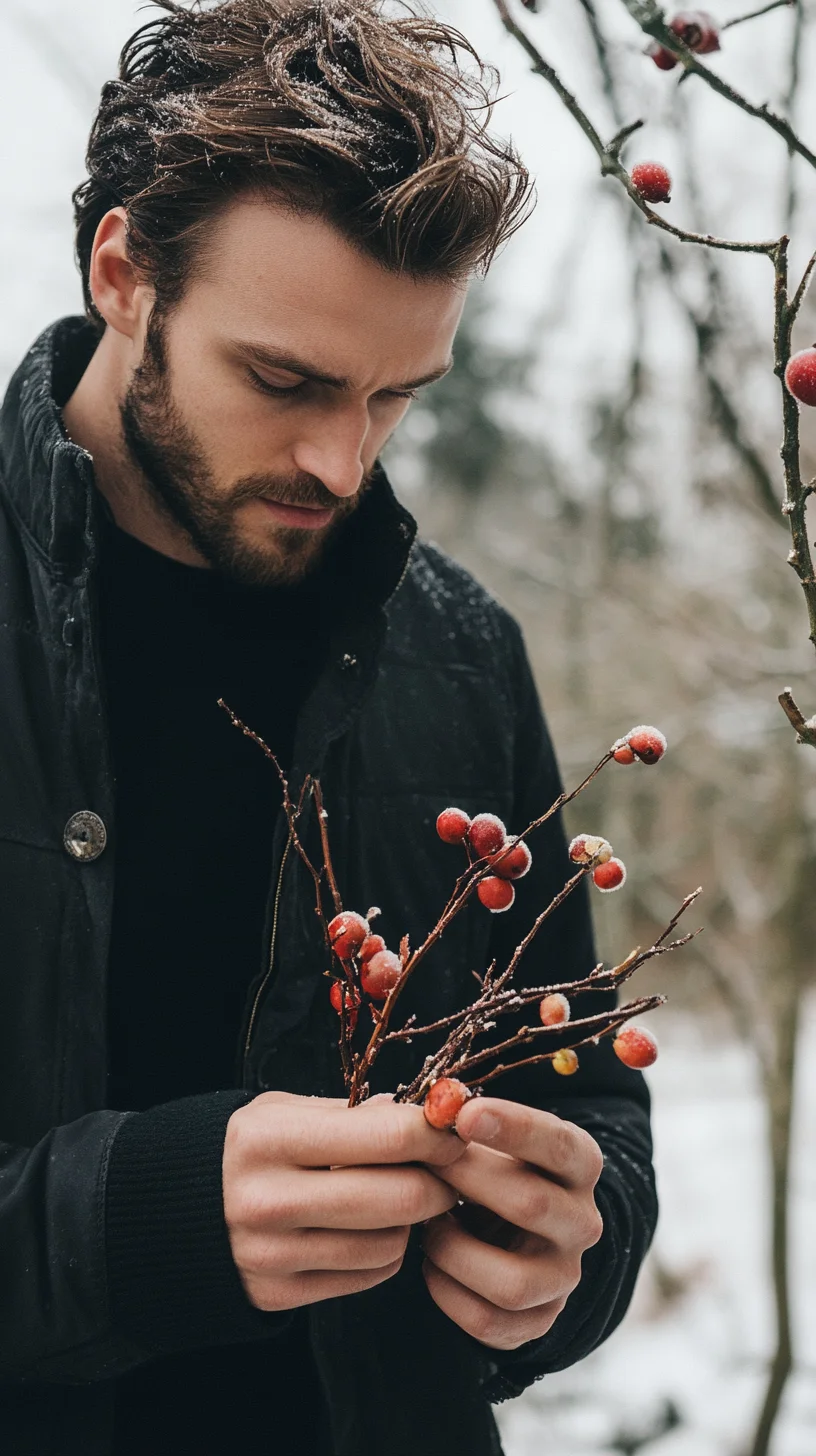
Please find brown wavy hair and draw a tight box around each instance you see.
[73,0,533,328]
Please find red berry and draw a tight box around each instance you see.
[329,981,361,1023]
[593,858,627,893]
[436,807,472,845]
[627,725,668,764]
[613,741,637,765]
[468,814,507,858]
[694,13,721,53]
[360,949,402,1001]
[328,911,369,961]
[490,840,532,881]
[785,349,816,407]
[569,834,612,865]
[477,876,516,913]
[359,933,386,965]
[647,41,678,70]
[630,162,672,205]
[552,1048,579,1076]
[539,993,571,1027]
[423,1077,472,1129]
[614,1024,659,1069]
[669,10,720,52]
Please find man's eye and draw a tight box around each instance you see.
[247,369,306,398]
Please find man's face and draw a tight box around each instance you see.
[121,198,465,587]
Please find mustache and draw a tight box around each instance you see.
[229,472,371,513]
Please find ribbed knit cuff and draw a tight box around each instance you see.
[105,1090,292,1356]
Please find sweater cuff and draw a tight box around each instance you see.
[105,1090,292,1356]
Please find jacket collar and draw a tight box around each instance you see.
[0,316,417,606]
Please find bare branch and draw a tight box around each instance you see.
[620,0,816,172]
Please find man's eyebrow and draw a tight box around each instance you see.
[233,340,453,393]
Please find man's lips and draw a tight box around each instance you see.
[255,498,337,531]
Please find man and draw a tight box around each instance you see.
[0,2,656,1453]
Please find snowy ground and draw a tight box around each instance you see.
[497,999,816,1456]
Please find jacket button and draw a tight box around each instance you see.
[64,811,108,862]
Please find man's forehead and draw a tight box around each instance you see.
[197,195,467,337]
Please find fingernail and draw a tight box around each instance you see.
[467,1110,500,1144]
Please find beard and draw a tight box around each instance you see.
[119,315,369,589]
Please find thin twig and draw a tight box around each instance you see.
[722,0,795,29]
[491,0,780,257]
[619,0,816,172]
[778,688,816,746]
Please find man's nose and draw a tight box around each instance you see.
[292,407,369,500]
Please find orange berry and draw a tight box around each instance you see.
[477,876,516,913]
[328,911,369,961]
[360,949,401,1001]
[593,858,627,893]
[626,725,667,764]
[614,1025,658,1069]
[490,839,532,881]
[613,741,637,765]
[539,993,571,1027]
[552,1049,579,1076]
[468,814,507,858]
[423,1077,472,1129]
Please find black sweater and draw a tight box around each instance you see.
[99,519,332,1452]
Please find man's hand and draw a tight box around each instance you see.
[420,1098,604,1351]
[223,1092,466,1312]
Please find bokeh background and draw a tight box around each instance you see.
[2,2,816,1452]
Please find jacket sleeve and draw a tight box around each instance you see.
[0,1090,291,1385]
[476,618,658,1400]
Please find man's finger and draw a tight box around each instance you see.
[245,1097,467,1169]
[428,1142,586,1242]
[243,1164,459,1229]
[422,1213,577,1311]
[454,1099,604,1189]
[421,1259,566,1351]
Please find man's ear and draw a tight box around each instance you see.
[88,208,153,340]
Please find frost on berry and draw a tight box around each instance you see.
[612,739,637,766]
[359,933,386,965]
[646,41,678,70]
[468,813,507,858]
[593,858,627,893]
[436,807,472,845]
[784,349,816,407]
[477,876,516,913]
[614,1024,659,1069]
[569,834,613,865]
[626,725,668,765]
[490,840,533,881]
[539,993,571,1027]
[552,1048,579,1076]
[328,911,369,961]
[423,1077,472,1129]
[361,949,402,1001]
[630,162,672,205]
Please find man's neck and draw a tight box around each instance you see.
[61,331,208,568]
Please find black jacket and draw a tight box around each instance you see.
[0,319,657,1456]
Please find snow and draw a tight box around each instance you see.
[497,997,816,1456]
